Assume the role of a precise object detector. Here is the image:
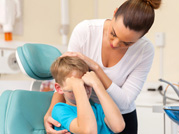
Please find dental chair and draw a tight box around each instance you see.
[0,43,62,134]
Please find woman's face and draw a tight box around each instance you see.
[108,16,144,49]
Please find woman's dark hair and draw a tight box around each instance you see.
[115,0,161,35]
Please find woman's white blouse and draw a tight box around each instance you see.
[68,19,154,114]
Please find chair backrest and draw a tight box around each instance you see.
[0,90,54,134]
[16,43,62,80]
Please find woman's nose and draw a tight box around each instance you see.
[112,38,122,47]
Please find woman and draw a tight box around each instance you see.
[44,0,162,133]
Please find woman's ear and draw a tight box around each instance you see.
[113,8,118,17]
[55,83,64,94]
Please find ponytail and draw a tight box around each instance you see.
[115,0,162,35]
[143,0,161,9]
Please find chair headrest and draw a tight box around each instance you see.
[16,43,62,80]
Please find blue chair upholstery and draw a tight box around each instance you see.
[0,43,61,133]
[0,90,54,134]
[16,43,62,80]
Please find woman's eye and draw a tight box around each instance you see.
[111,32,116,37]
[124,42,129,46]
[124,42,132,46]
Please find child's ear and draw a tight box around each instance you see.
[55,83,64,94]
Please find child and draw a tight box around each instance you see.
[51,56,125,134]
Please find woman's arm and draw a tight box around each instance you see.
[82,72,125,133]
[44,92,69,134]
[63,47,153,110]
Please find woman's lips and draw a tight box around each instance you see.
[110,43,114,48]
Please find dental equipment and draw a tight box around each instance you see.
[60,0,69,46]
[159,79,179,134]
[159,79,179,105]
[0,0,21,41]
[16,43,62,80]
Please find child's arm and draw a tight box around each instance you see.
[82,71,125,133]
[63,77,97,134]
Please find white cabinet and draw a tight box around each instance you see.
[136,89,179,134]
[137,106,164,134]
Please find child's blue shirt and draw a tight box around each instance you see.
[52,102,114,134]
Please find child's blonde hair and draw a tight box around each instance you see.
[51,56,89,85]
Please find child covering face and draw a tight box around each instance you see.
[51,56,125,134]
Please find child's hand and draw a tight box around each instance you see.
[62,77,84,92]
[82,71,101,88]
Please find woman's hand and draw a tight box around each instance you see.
[44,114,71,134]
[61,52,99,71]
[61,52,112,89]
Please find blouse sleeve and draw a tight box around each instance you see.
[106,43,154,111]
[68,20,89,53]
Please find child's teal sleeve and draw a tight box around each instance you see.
[52,103,77,132]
